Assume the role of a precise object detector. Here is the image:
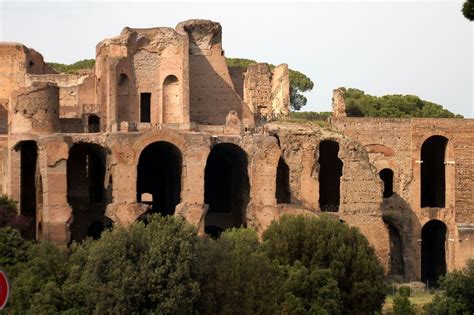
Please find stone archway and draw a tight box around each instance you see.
[204,143,249,237]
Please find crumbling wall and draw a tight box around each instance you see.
[332,88,347,118]
[243,63,289,122]
[176,19,254,127]
[10,82,60,134]
[333,116,474,275]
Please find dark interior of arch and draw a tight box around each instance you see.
[318,140,343,212]
[20,141,38,240]
[276,156,291,204]
[380,168,394,198]
[204,143,249,237]
[67,143,109,242]
[421,136,447,208]
[88,115,100,133]
[388,224,405,278]
[421,220,447,286]
[137,141,182,216]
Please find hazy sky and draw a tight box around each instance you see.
[1,1,472,117]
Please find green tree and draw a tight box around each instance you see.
[262,215,387,314]
[47,59,95,73]
[425,259,474,314]
[0,227,29,270]
[226,57,314,111]
[393,286,416,315]
[340,88,462,118]
[6,215,201,314]
[196,228,282,315]
[462,0,473,21]
[77,215,200,314]
[0,195,18,228]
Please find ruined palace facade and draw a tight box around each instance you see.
[0,20,472,284]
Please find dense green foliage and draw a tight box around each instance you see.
[1,214,387,314]
[341,88,462,118]
[0,195,17,228]
[5,215,200,314]
[0,227,29,269]
[226,57,314,111]
[463,0,473,20]
[393,286,416,315]
[47,59,95,73]
[425,259,474,314]
[262,215,387,314]
[196,228,281,314]
[289,111,332,121]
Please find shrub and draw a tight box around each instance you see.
[425,259,474,314]
[393,286,415,315]
[0,195,17,228]
[262,215,387,314]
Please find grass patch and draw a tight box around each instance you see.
[383,292,436,314]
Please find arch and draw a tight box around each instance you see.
[19,140,38,240]
[421,135,448,208]
[88,115,100,133]
[117,73,130,122]
[387,224,405,278]
[204,143,250,237]
[380,168,394,198]
[421,220,447,286]
[162,75,180,124]
[67,143,110,242]
[318,140,343,212]
[136,141,182,216]
[0,104,7,134]
[276,156,291,204]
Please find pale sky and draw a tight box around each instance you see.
[1,1,473,117]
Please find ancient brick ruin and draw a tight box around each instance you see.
[0,19,472,285]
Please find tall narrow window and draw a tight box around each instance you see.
[319,140,343,212]
[421,136,448,208]
[380,168,394,198]
[276,157,291,204]
[140,93,151,123]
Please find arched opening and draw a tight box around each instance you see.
[421,220,447,286]
[19,141,38,240]
[276,156,291,204]
[117,73,130,122]
[136,141,182,216]
[88,115,100,133]
[204,143,249,237]
[318,140,343,212]
[380,168,394,198]
[388,224,405,278]
[162,75,180,124]
[0,104,7,134]
[67,143,109,242]
[421,136,448,208]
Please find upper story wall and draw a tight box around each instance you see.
[176,20,254,127]
[96,26,190,131]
